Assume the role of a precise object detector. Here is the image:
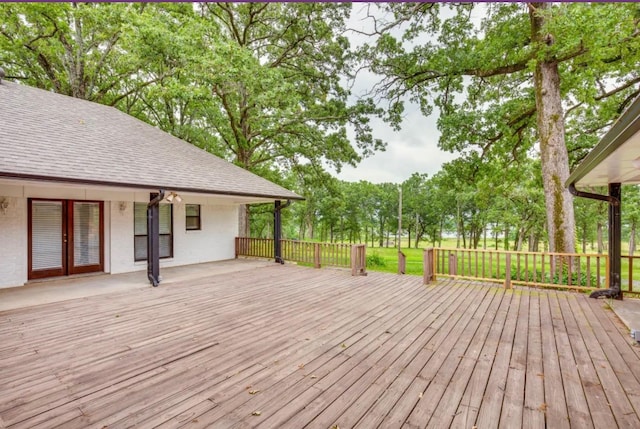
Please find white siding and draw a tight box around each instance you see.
[0,181,241,288]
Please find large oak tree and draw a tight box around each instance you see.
[359,2,640,253]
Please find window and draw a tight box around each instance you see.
[134,203,173,261]
[185,204,201,231]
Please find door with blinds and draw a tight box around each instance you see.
[28,199,104,279]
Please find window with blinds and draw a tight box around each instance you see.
[185,204,201,230]
[31,201,63,270]
[73,202,101,267]
[134,203,173,261]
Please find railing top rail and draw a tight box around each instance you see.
[279,239,363,247]
[428,247,607,258]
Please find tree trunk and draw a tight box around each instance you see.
[530,2,576,254]
[528,231,538,252]
[483,225,487,249]
[456,200,461,248]
[504,224,509,251]
[630,222,636,256]
[300,218,306,240]
[238,204,250,237]
[532,234,539,252]
[597,221,604,254]
[516,228,525,251]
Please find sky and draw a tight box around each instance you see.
[332,3,482,185]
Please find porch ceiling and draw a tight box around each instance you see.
[567,94,640,188]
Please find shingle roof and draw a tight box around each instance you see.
[0,81,302,201]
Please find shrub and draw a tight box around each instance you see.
[367,252,386,267]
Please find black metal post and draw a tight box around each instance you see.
[589,183,622,299]
[274,200,283,264]
[609,183,622,299]
[147,190,164,286]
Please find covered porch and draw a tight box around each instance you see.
[0,259,271,312]
[2,264,640,428]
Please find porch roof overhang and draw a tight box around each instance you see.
[566,94,640,188]
[0,81,303,205]
[0,172,302,205]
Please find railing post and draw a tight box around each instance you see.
[314,243,321,269]
[351,244,367,276]
[423,248,434,284]
[449,252,457,276]
[398,251,406,275]
[505,253,512,289]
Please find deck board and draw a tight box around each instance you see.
[2,264,640,428]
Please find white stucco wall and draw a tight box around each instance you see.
[0,194,28,288]
[110,195,238,274]
[0,180,241,288]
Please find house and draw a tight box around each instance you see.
[567,94,640,299]
[0,79,302,288]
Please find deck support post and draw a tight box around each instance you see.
[423,248,435,284]
[587,183,622,299]
[147,190,165,287]
[607,182,622,299]
[273,200,291,264]
[274,200,283,264]
[569,183,622,300]
[398,251,406,275]
[504,253,512,289]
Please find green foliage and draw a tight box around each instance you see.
[356,2,640,254]
[509,267,597,288]
[366,252,386,268]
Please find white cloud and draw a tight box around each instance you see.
[333,3,459,185]
[336,105,457,184]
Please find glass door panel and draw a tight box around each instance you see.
[72,202,101,267]
[29,199,104,279]
[29,200,65,279]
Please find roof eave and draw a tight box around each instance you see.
[566,94,640,188]
[0,172,305,202]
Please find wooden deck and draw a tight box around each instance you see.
[1,265,640,428]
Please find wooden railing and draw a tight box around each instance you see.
[622,255,640,293]
[235,237,366,275]
[351,244,367,276]
[235,237,275,259]
[424,247,608,292]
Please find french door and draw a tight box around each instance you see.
[28,199,104,280]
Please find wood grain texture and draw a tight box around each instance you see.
[1,265,639,428]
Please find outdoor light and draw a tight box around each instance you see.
[0,198,8,214]
[119,201,127,212]
[633,157,640,169]
[165,192,182,203]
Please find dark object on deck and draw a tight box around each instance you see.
[147,190,165,286]
[0,67,5,83]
